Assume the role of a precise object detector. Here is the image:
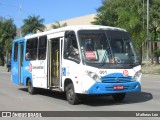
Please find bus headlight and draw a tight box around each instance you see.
[132,70,142,80]
[86,71,101,82]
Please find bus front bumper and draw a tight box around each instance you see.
[86,81,141,94]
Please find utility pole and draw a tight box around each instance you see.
[143,0,145,29]
[18,0,22,37]
[19,4,22,37]
[146,0,149,65]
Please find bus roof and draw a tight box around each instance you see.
[13,37,25,43]
[16,25,127,40]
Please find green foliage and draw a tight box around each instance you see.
[92,0,160,63]
[52,21,67,29]
[149,0,160,64]
[155,48,160,56]
[21,15,45,36]
[149,0,160,39]
[0,18,16,65]
[92,0,145,51]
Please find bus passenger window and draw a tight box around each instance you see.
[14,42,18,61]
[38,36,47,60]
[25,52,30,60]
[26,38,38,61]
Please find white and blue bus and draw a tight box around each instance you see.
[11,25,142,104]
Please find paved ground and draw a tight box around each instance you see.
[0,66,159,120]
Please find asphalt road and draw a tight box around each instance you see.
[0,66,160,120]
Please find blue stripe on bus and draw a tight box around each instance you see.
[101,73,132,83]
[86,81,141,94]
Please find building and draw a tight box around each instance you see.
[45,14,96,30]
[16,14,97,38]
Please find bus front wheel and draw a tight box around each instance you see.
[65,83,80,105]
[112,93,126,102]
[28,79,36,94]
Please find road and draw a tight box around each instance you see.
[0,66,159,120]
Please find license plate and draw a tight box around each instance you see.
[114,85,124,90]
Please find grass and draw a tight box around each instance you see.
[142,63,160,74]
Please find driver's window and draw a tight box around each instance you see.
[125,41,132,54]
[64,31,80,63]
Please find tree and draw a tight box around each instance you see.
[149,0,160,64]
[52,21,67,29]
[92,0,145,60]
[0,18,16,66]
[21,15,45,36]
[93,0,160,64]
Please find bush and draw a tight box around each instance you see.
[0,59,2,66]
[155,48,160,56]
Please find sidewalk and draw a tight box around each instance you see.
[0,66,8,72]
[0,66,6,69]
[142,73,160,77]
[142,64,160,75]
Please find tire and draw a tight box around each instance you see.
[65,83,80,105]
[112,93,126,102]
[28,79,36,94]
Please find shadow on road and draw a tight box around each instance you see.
[19,88,66,100]
[82,92,153,106]
[19,88,153,106]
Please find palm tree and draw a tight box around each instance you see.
[21,15,45,36]
[0,18,16,66]
[52,21,67,29]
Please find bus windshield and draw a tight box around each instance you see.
[78,30,141,68]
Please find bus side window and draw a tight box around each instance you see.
[64,31,80,63]
[14,42,18,61]
[38,36,47,60]
[26,38,38,61]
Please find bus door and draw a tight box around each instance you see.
[18,42,24,84]
[48,37,62,88]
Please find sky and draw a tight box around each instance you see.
[0,0,102,28]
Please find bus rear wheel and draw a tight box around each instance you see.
[65,83,80,105]
[112,93,126,102]
[28,79,36,94]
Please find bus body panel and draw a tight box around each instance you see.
[84,66,142,94]
[12,37,48,88]
[62,59,142,94]
[29,60,47,88]
[11,25,142,103]
[61,60,86,93]
[11,38,25,85]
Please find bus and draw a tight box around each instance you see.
[11,25,142,105]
